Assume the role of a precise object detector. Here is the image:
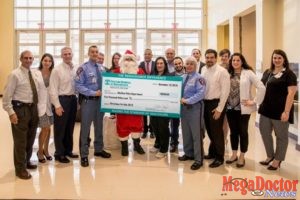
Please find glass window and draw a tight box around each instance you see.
[137,0,146,7]
[70,9,79,28]
[81,0,107,7]
[44,9,69,28]
[15,8,41,28]
[19,33,39,44]
[137,9,146,28]
[148,9,174,28]
[176,0,202,8]
[45,33,66,44]
[148,0,174,8]
[84,33,106,44]
[15,0,41,7]
[176,9,202,29]
[109,0,136,7]
[81,9,107,28]
[109,9,135,28]
[151,32,172,44]
[43,0,69,7]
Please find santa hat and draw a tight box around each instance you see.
[123,50,136,61]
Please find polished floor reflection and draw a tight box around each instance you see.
[0,100,299,199]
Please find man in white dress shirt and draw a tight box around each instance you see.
[2,50,39,179]
[49,47,78,163]
[201,49,230,168]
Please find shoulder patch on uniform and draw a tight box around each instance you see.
[199,77,206,85]
[76,67,83,76]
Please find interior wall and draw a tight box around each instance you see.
[207,0,300,149]
[0,0,14,95]
[241,11,256,69]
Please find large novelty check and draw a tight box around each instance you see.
[100,73,183,118]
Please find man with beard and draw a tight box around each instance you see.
[168,56,185,153]
[113,50,145,156]
[201,49,230,168]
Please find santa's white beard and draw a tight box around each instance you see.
[120,60,138,74]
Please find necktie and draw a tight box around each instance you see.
[28,70,38,104]
[146,62,151,74]
[183,75,190,89]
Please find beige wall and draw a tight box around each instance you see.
[0,0,14,95]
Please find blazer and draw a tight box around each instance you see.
[198,61,206,73]
[238,69,266,114]
[32,69,53,117]
[139,61,155,75]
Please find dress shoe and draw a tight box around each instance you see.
[190,161,203,170]
[204,154,215,160]
[43,151,52,161]
[26,162,37,169]
[141,132,147,139]
[236,160,245,168]
[267,161,281,170]
[178,155,194,161]
[16,170,31,180]
[150,132,155,138]
[209,160,224,168]
[81,157,89,167]
[94,150,111,158]
[259,157,274,166]
[55,155,70,163]
[155,152,167,159]
[169,145,178,153]
[225,157,238,164]
[37,152,46,163]
[66,153,79,158]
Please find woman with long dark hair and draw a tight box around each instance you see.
[258,49,297,170]
[225,53,265,168]
[149,57,170,158]
[34,53,55,163]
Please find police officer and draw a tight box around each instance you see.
[75,45,111,167]
[2,50,39,179]
[178,56,206,170]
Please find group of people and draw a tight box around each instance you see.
[2,45,297,179]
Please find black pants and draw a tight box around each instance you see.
[143,115,153,134]
[11,104,38,174]
[170,118,180,146]
[53,95,77,156]
[226,110,250,153]
[150,116,170,153]
[204,99,226,161]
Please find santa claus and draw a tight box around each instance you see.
[113,50,145,156]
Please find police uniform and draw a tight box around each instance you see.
[181,72,206,164]
[75,60,105,159]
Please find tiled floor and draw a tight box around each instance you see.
[0,99,299,200]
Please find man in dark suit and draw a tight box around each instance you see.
[139,48,155,139]
[192,48,206,73]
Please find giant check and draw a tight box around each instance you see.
[100,73,183,118]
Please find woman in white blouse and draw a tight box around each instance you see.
[225,53,266,168]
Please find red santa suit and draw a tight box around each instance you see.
[113,52,144,140]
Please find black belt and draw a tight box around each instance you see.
[82,95,99,100]
[204,98,219,102]
[12,100,35,107]
[59,95,76,98]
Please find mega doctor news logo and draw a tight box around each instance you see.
[222,176,298,198]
